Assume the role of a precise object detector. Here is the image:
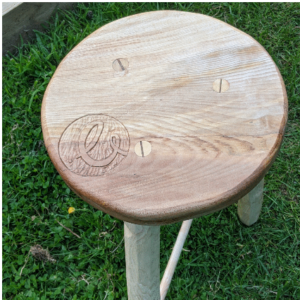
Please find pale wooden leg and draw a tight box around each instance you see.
[124,222,160,300]
[238,178,264,226]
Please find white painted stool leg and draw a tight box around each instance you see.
[124,222,160,300]
[238,178,264,226]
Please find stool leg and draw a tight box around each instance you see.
[238,178,264,226]
[124,222,160,300]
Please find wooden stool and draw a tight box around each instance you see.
[41,11,287,299]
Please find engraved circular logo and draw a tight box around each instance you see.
[59,114,130,176]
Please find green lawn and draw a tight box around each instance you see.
[2,3,300,299]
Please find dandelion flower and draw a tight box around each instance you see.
[68,207,75,214]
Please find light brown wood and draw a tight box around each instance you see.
[238,178,264,226]
[124,222,160,300]
[41,10,287,225]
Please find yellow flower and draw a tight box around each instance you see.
[68,207,75,214]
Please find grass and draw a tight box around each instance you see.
[2,2,300,299]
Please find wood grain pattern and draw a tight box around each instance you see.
[124,222,160,300]
[238,178,264,226]
[41,10,288,225]
[58,114,130,176]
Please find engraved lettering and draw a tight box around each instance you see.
[59,114,130,176]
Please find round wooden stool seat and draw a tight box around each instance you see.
[42,10,287,225]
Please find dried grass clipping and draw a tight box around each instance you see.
[30,245,56,263]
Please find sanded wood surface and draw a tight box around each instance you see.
[124,222,160,300]
[42,10,287,225]
[238,178,264,226]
